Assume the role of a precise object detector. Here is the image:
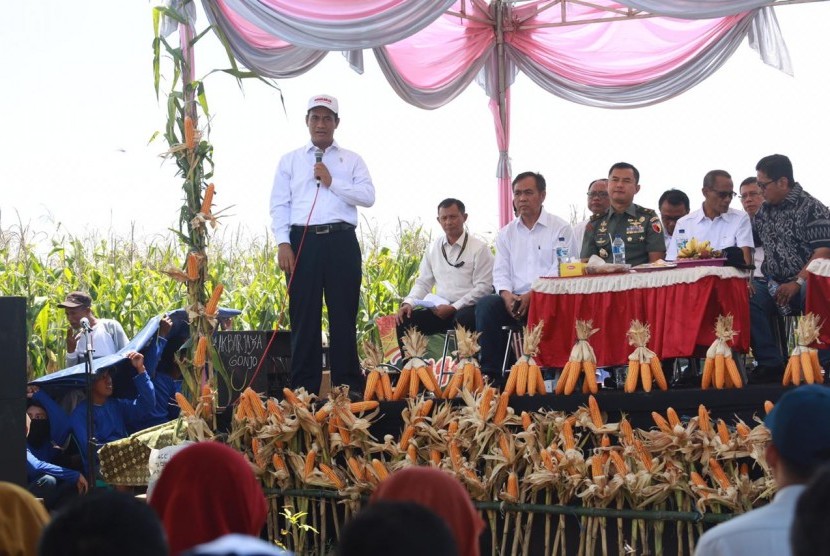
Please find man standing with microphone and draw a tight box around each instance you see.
[270,94,375,395]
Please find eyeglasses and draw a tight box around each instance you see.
[739,191,762,200]
[587,192,609,199]
[757,179,777,190]
[710,190,736,199]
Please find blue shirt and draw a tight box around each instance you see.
[26,449,80,484]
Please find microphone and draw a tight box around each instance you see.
[79,317,92,332]
[314,148,323,187]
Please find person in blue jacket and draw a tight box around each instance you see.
[25,392,73,467]
[26,413,88,510]
[70,350,155,475]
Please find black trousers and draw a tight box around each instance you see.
[395,304,476,360]
[288,227,362,394]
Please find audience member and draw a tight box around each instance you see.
[582,162,665,265]
[695,385,830,555]
[572,179,610,248]
[182,534,291,556]
[0,481,49,556]
[58,291,128,366]
[149,442,268,556]
[39,490,168,556]
[26,413,88,511]
[475,171,577,378]
[396,198,494,356]
[336,501,458,556]
[749,154,830,380]
[132,315,180,430]
[666,170,753,264]
[371,467,484,556]
[740,176,765,280]
[791,464,830,556]
[658,189,691,249]
[69,350,155,474]
[26,389,73,469]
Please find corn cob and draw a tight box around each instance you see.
[472,367,483,392]
[371,459,389,482]
[186,252,200,281]
[563,360,581,395]
[448,420,459,438]
[588,395,603,428]
[193,336,207,368]
[183,115,196,149]
[245,389,266,421]
[714,354,725,388]
[282,388,303,407]
[634,439,653,472]
[666,407,681,429]
[175,392,196,417]
[533,365,547,394]
[399,425,415,450]
[541,449,555,472]
[350,401,379,413]
[304,450,316,479]
[791,353,803,385]
[462,363,475,392]
[740,463,749,477]
[417,367,440,395]
[735,422,751,438]
[725,356,743,388]
[649,356,668,391]
[507,472,519,498]
[700,357,714,389]
[266,398,281,418]
[200,383,213,418]
[609,450,628,475]
[380,372,394,400]
[272,453,287,472]
[407,443,418,463]
[205,283,224,316]
[347,456,365,481]
[554,362,571,395]
[430,449,442,466]
[562,420,576,451]
[521,411,532,430]
[619,417,634,445]
[698,404,711,433]
[364,370,379,401]
[764,400,774,414]
[503,365,519,396]
[443,371,463,399]
[782,357,793,385]
[393,368,411,400]
[235,394,251,421]
[527,364,538,396]
[690,471,708,490]
[583,361,598,394]
[708,458,731,491]
[591,456,604,480]
[640,361,652,393]
[479,387,495,420]
[716,419,730,445]
[336,419,351,445]
[200,183,215,215]
[651,411,672,434]
[493,393,510,425]
[810,349,822,379]
[625,359,639,393]
[515,360,529,396]
[409,368,421,398]
[449,440,462,470]
[319,463,345,490]
[314,405,331,423]
[801,350,815,384]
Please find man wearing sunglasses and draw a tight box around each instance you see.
[749,154,830,381]
[396,198,494,357]
[666,170,753,264]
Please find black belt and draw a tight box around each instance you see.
[291,222,356,235]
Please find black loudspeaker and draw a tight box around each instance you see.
[0,297,27,486]
[214,330,292,407]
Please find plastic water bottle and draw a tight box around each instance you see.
[675,229,688,252]
[612,235,625,264]
[555,236,570,263]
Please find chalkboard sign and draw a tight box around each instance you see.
[214,330,291,407]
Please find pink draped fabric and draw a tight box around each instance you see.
[203,0,779,225]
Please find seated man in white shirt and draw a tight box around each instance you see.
[666,170,753,265]
[695,385,830,556]
[58,291,128,367]
[475,172,577,380]
[658,188,690,249]
[395,198,494,355]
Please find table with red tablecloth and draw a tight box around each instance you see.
[527,266,751,368]
[806,258,830,346]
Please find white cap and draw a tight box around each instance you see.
[307,94,339,115]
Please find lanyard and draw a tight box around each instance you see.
[441,232,468,268]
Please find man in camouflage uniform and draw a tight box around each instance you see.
[581,162,666,266]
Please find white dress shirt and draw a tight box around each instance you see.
[753,245,765,278]
[572,219,589,251]
[493,210,577,295]
[694,485,805,556]
[403,231,495,310]
[666,206,754,260]
[269,141,375,244]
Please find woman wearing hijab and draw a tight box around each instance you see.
[0,482,50,556]
[370,467,485,556]
[148,442,269,556]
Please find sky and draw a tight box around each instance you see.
[2,2,829,249]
